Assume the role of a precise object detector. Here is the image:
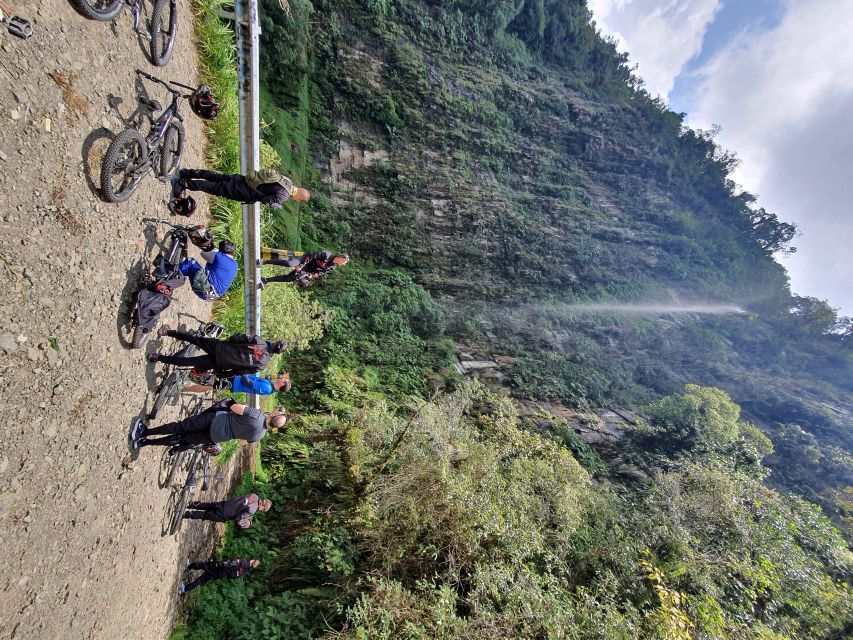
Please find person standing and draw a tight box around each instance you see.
[182,371,293,396]
[130,399,286,450]
[178,558,259,594]
[172,167,311,209]
[259,249,349,288]
[148,329,287,377]
[183,494,272,528]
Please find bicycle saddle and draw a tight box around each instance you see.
[137,96,162,112]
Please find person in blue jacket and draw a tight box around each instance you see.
[180,240,238,300]
[182,371,292,396]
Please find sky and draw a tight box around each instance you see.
[587,0,853,316]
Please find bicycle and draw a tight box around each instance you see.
[168,441,221,535]
[100,70,194,203]
[149,316,224,419]
[129,218,214,349]
[70,0,177,66]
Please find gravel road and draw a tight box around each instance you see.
[0,1,244,637]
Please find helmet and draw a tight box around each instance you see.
[202,443,223,455]
[218,239,236,255]
[168,195,196,217]
[188,225,214,250]
[189,85,220,120]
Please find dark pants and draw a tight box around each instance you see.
[184,501,228,522]
[262,257,303,284]
[141,408,219,447]
[157,330,219,369]
[180,169,256,203]
[184,562,218,592]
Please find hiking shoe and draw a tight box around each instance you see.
[170,175,185,199]
[177,581,186,595]
[130,419,147,449]
[157,324,171,338]
[147,352,160,363]
[257,279,266,291]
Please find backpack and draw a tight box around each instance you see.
[245,168,294,193]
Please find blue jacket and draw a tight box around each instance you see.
[205,252,238,297]
[231,375,275,395]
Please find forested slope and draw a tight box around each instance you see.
[259,0,852,534]
[176,1,853,638]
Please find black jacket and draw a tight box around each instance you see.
[221,494,260,527]
[211,333,270,372]
[204,558,251,579]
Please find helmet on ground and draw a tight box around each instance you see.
[189,85,220,120]
[218,239,237,255]
[168,195,196,217]
[188,225,214,250]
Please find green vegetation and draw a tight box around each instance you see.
[179,0,853,638]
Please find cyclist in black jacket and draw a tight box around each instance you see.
[259,250,349,289]
[179,558,259,594]
[148,328,287,377]
[172,167,310,208]
[183,493,271,528]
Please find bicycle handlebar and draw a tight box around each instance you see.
[136,69,184,97]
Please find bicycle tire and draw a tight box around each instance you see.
[200,453,211,492]
[170,486,192,534]
[131,324,150,349]
[163,449,185,487]
[150,368,178,419]
[69,0,124,21]
[150,0,177,67]
[158,120,184,179]
[100,129,148,203]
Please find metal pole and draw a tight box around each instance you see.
[234,0,262,409]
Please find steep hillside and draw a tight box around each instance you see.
[258,0,852,538]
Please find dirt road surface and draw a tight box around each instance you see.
[0,1,243,637]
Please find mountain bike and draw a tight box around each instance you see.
[129,219,214,349]
[168,442,220,535]
[149,316,224,418]
[70,0,177,66]
[100,70,193,203]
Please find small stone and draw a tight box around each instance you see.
[0,151,7,162]
[0,332,16,352]
[11,108,20,121]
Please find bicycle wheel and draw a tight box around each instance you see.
[158,120,184,179]
[170,486,192,535]
[157,447,184,489]
[69,0,124,21]
[131,324,151,349]
[150,0,177,67]
[150,367,180,420]
[100,129,148,203]
[200,453,211,492]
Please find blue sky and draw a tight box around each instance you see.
[588,0,853,316]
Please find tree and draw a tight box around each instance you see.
[748,207,798,255]
[790,296,838,336]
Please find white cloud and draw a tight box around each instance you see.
[687,0,853,313]
[588,0,721,98]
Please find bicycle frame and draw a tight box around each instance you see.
[134,70,188,179]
